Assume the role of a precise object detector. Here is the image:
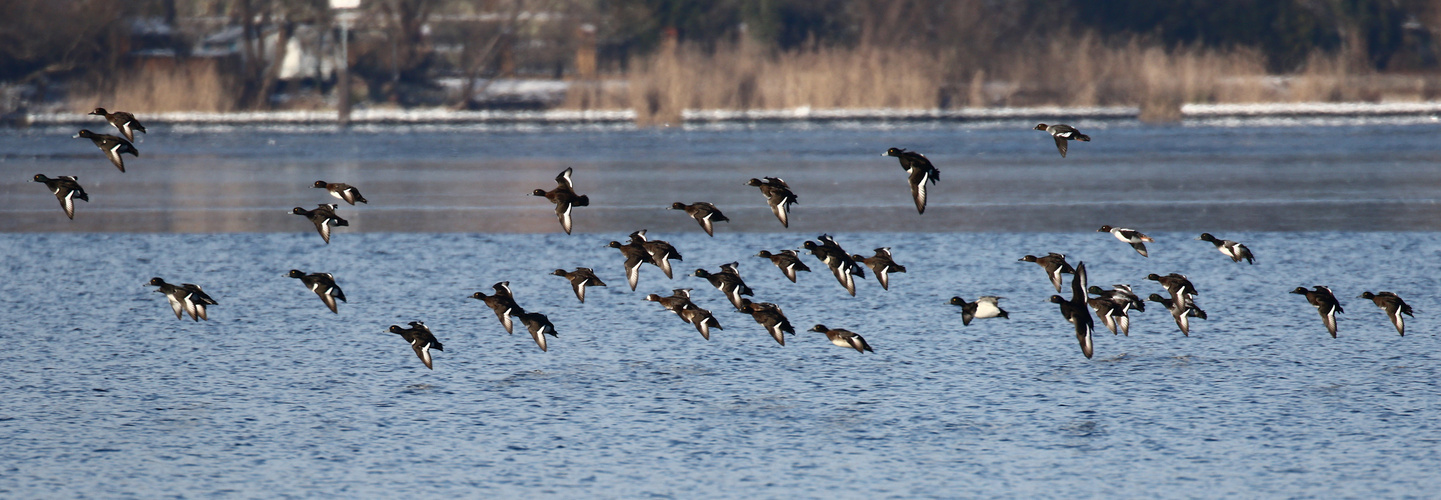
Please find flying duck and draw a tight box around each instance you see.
[608,238,655,291]
[1088,284,1145,313]
[552,268,606,303]
[949,296,1009,326]
[1099,225,1153,257]
[1292,286,1343,338]
[809,324,873,353]
[312,180,368,205]
[531,167,590,234]
[739,298,794,346]
[1034,123,1090,158]
[286,270,346,313]
[803,234,865,296]
[1087,297,1124,336]
[1087,284,1143,335]
[1145,273,1198,299]
[853,247,906,290]
[1146,293,1207,337]
[88,108,146,142]
[291,204,349,244]
[147,277,216,322]
[881,147,940,214]
[31,174,89,219]
[1019,253,1075,293]
[73,129,137,172]
[1358,291,1413,336]
[745,177,798,227]
[645,288,699,323]
[470,282,524,334]
[516,311,558,352]
[678,307,722,340]
[1197,233,1254,264]
[1046,262,1093,359]
[386,322,444,369]
[628,229,683,279]
[756,249,811,282]
[692,263,753,311]
[670,202,729,237]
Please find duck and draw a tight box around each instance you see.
[692,263,753,311]
[810,324,873,353]
[386,322,444,369]
[745,177,798,227]
[1196,233,1254,264]
[1358,291,1413,336]
[31,174,89,219]
[147,277,217,322]
[739,298,794,346]
[73,129,137,172]
[881,147,940,214]
[628,229,683,279]
[678,307,723,340]
[644,288,699,323]
[1046,262,1093,359]
[1145,273,1198,299]
[853,247,906,290]
[803,234,865,296]
[1019,253,1075,293]
[516,311,558,352]
[756,249,811,283]
[608,238,655,291]
[286,270,346,314]
[1087,297,1124,336]
[312,180,368,205]
[88,108,146,142]
[670,202,729,237]
[1087,285,1143,335]
[1291,286,1343,338]
[1099,225,1153,257]
[1088,284,1146,313]
[949,296,1009,326]
[1146,293,1207,337]
[470,281,524,334]
[290,204,349,244]
[531,167,590,234]
[1034,123,1090,158]
[552,268,606,303]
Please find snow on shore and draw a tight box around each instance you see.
[20,101,1441,127]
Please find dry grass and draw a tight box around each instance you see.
[566,34,1436,125]
[564,44,943,126]
[69,58,237,114]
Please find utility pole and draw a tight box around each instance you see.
[331,0,361,127]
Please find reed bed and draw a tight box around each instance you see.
[566,36,1438,125]
[69,59,236,114]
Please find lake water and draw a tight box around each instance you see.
[2,117,1441,497]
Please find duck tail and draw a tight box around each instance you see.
[574,194,591,207]
[1076,134,1091,142]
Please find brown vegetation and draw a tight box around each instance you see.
[565,33,1441,124]
[69,59,237,114]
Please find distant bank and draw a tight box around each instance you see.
[14,102,1441,128]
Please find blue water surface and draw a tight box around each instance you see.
[2,229,1439,498]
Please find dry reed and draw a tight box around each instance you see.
[566,34,1428,125]
[69,58,237,114]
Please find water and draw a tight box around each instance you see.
[2,119,1441,497]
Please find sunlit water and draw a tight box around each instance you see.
[2,119,1440,497]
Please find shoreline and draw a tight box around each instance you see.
[15,101,1441,127]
